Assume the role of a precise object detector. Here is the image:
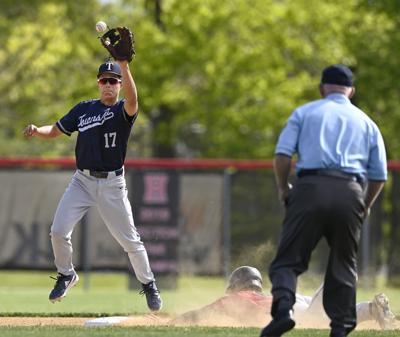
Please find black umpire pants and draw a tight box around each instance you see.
[269,174,366,337]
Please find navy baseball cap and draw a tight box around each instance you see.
[321,64,353,87]
[97,61,122,78]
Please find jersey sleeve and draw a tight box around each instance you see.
[121,99,138,125]
[367,126,388,181]
[275,109,302,156]
[56,102,83,136]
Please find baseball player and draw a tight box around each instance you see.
[23,27,162,311]
[170,266,396,330]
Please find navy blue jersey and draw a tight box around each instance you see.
[56,99,137,171]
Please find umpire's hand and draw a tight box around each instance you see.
[278,183,293,206]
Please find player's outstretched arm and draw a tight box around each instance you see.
[23,123,62,139]
[118,60,138,116]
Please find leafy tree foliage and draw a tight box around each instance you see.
[1,0,399,160]
[0,0,103,156]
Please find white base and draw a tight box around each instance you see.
[84,316,129,327]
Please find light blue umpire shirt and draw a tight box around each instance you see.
[275,93,387,181]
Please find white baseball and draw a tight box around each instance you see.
[95,21,107,33]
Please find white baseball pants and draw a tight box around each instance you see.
[50,169,154,284]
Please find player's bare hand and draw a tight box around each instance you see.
[23,124,38,138]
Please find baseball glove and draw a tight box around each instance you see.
[100,26,135,62]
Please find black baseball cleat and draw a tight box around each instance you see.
[140,281,163,312]
[49,273,79,303]
[260,310,295,337]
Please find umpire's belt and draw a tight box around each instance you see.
[79,168,123,179]
[297,169,364,186]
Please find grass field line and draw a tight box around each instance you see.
[0,326,399,337]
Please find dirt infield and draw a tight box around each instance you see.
[0,317,89,326]
[0,315,398,330]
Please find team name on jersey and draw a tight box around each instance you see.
[77,108,114,132]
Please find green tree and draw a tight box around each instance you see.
[3,0,400,160]
[113,0,357,158]
[0,0,103,156]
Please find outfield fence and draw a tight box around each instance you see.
[0,158,399,287]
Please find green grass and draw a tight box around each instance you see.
[0,271,400,315]
[0,271,226,315]
[0,271,399,337]
[0,326,398,337]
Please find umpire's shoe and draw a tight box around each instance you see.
[49,273,79,303]
[140,281,162,312]
[260,310,295,337]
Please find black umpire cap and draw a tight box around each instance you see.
[321,64,353,87]
[97,60,122,78]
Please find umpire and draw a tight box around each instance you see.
[260,64,387,337]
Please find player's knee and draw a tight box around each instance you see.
[50,229,70,241]
[122,240,145,253]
